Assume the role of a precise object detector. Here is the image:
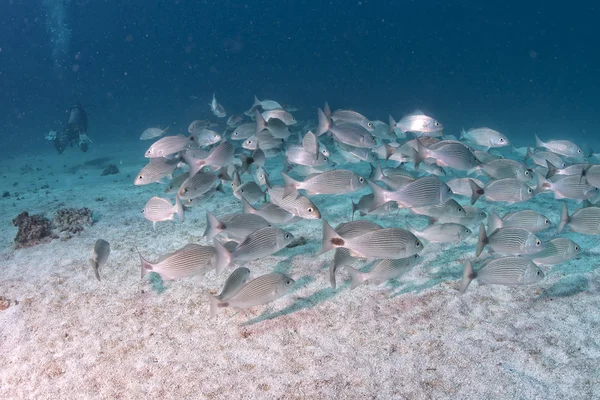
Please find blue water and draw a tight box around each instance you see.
[1,1,599,153]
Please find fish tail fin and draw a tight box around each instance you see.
[181,152,204,178]
[534,171,550,194]
[239,154,251,175]
[545,160,557,179]
[255,109,267,136]
[212,239,232,275]
[413,139,427,170]
[534,134,544,149]
[263,173,272,189]
[329,259,338,290]
[525,146,533,161]
[89,259,101,281]
[323,101,332,118]
[217,166,232,181]
[209,294,222,318]
[204,211,225,240]
[460,127,467,139]
[487,210,503,233]
[316,108,330,136]
[459,260,476,294]
[137,247,153,279]
[557,202,570,233]
[346,266,366,290]
[388,115,397,134]
[175,195,184,223]
[468,179,484,205]
[475,223,488,257]
[280,172,299,198]
[370,163,384,181]
[367,180,390,211]
[242,197,256,214]
[163,125,170,133]
[252,95,261,108]
[318,219,344,255]
[215,181,225,194]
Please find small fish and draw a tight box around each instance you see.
[226,114,244,128]
[286,145,329,167]
[230,123,255,140]
[134,158,179,185]
[526,238,581,266]
[476,223,544,257]
[545,161,588,179]
[209,93,226,118]
[535,172,598,201]
[145,135,193,158]
[460,127,509,149]
[140,126,169,140]
[89,239,110,281]
[281,170,366,198]
[253,166,271,188]
[526,148,566,169]
[434,206,487,227]
[209,272,294,317]
[331,109,375,132]
[471,159,532,181]
[446,178,486,198]
[487,210,551,233]
[189,129,222,147]
[255,110,291,139]
[329,121,377,149]
[390,111,443,136]
[181,140,235,176]
[187,120,210,134]
[143,196,184,229]
[368,176,453,210]
[557,202,600,234]
[268,187,321,220]
[459,258,544,293]
[319,220,423,259]
[215,267,252,300]
[178,171,219,200]
[262,109,296,125]
[583,164,600,188]
[203,211,272,241]
[416,140,480,171]
[139,243,227,280]
[233,181,267,203]
[164,172,190,194]
[409,223,472,243]
[183,182,223,206]
[535,135,584,158]
[345,255,421,290]
[240,149,266,174]
[252,96,283,111]
[242,131,284,151]
[410,199,466,220]
[351,194,398,218]
[242,198,299,224]
[474,178,534,204]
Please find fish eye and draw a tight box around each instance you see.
[415,240,421,247]
[536,270,541,276]
[480,212,487,217]
[184,188,188,193]
[499,138,504,142]
[359,177,365,183]
[285,233,290,239]
[536,240,541,246]
[575,245,580,251]
[368,122,373,128]
[528,188,533,193]
[544,219,550,225]
[307,207,313,213]
[466,229,472,234]
[138,175,143,180]
[324,157,328,161]
[457,207,464,212]
[447,187,452,193]
[525,170,530,176]
[578,149,582,153]
[286,279,292,285]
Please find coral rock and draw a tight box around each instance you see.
[12,212,53,248]
[52,208,93,239]
[101,164,120,176]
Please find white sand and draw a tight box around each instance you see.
[1,143,599,399]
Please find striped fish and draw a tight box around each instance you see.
[178,171,219,200]
[181,140,234,177]
[242,198,298,224]
[535,172,598,200]
[281,170,366,198]
[164,172,190,194]
[268,187,321,220]
[487,210,551,233]
[143,196,184,230]
[368,175,453,210]
[203,211,272,241]
[319,219,423,259]
[475,178,533,204]
[409,223,472,243]
[209,272,295,317]
[134,158,179,185]
[476,224,544,257]
[229,227,294,261]
[233,182,266,203]
[472,159,532,181]
[138,243,227,280]
[215,267,252,300]
[460,257,545,293]
[558,202,600,234]
[345,254,421,289]
[526,238,581,266]
[89,239,110,281]
[145,134,193,158]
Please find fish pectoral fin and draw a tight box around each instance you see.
[349,249,366,258]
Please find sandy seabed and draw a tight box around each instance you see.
[0,142,599,399]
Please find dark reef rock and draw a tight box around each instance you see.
[101,164,119,176]
[12,212,54,248]
[52,208,93,240]
[2,191,9,198]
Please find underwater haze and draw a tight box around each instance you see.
[1,1,599,152]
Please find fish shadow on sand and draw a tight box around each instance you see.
[537,275,589,299]
[66,157,113,173]
[241,275,341,326]
[389,264,460,298]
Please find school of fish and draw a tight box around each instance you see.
[123,94,598,317]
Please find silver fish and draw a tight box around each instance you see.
[545,161,588,179]
[410,199,466,220]
[329,122,376,149]
[89,239,110,281]
[242,131,283,151]
[434,205,487,227]
[209,272,295,317]
[583,165,600,188]
[182,140,234,176]
[535,135,584,158]
[262,109,296,125]
[286,145,329,167]
[140,126,168,140]
[252,96,282,111]
[368,176,453,210]
[281,170,366,198]
[268,187,321,219]
[475,178,534,204]
[535,172,598,201]
[233,182,267,203]
[240,149,266,174]
[189,129,222,147]
[331,109,375,132]
[226,114,244,128]
[242,198,299,224]
[319,220,423,259]
[557,202,600,234]
[390,112,443,136]
[187,120,210,134]
[209,93,226,118]
[416,140,480,171]
[487,210,551,233]
[526,238,581,266]
[446,178,485,197]
[204,211,272,241]
[476,224,544,257]
[183,182,222,206]
[345,255,421,289]
[139,243,226,280]
[255,110,291,139]
[473,159,532,181]
[215,267,252,300]
[409,223,472,243]
[230,123,255,140]
[145,134,193,158]
[526,148,566,169]
[178,171,219,200]
[143,196,184,228]
[253,166,271,188]
[460,127,509,149]
[134,158,179,185]
[164,172,190,194]
[459,258,544,293]
[351,194,398,217]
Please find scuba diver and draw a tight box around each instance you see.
[45,103,93,154]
